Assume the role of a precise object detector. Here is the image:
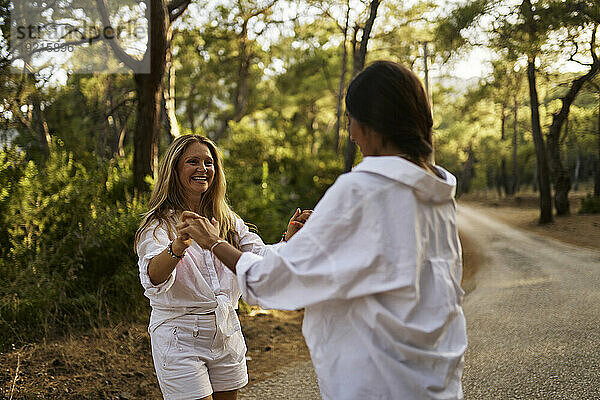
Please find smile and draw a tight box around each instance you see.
[191,176,207,182]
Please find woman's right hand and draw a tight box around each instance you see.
[172,216,194,256]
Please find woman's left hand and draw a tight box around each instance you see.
[284,208,313,241]
[179,211,222,249]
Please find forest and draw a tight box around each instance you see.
[1,0,599,351]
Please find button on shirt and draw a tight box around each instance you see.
[235,157,468,400]
[137,216,268,334]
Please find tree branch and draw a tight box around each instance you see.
[95,0,142,71]
[168,0,192,22]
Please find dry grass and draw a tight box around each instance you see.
[0,310,309,399]
[238,310,310,384]
[459,232,481,295]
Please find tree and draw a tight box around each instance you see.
[343,0,381,172]
[95,0,192,191]
[315,0,352,154]
[212,0,279,142]
[438,0,600,219]
[588,79,600,197]
[436,0,555,222]
[543,0,600,214]
[521,0,553,222]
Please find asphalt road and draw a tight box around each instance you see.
[241,204,600,399]
[459,204,600,399]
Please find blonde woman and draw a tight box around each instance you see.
[134,135,309,400]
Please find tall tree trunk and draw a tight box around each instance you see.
[532,161,538,192]
[30,92,51,159]
[460,143,476,195]
[334,1,350,154]
[134,74,162,191]
[214,5,269,142]
[500,104,510,196]
[573,147,580,192]
[133,1,171,192]
[343,0,381,172]
[186,82,198,132]
[512,96,519,194]
[546,41,600,214]
[527,58,553,223]
[522,0,552,223]
[163,41,180,142]
[97,0,191,192]
[596,91,600,196]
[214,29,249,142]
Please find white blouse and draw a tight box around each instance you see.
[136,215,268,336]
[235,156,468,400]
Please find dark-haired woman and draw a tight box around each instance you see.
[181,61,468,399]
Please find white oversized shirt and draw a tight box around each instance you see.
[236,156,468,400]
[136,215,267,337]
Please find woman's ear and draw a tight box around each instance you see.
[364,125,385,148]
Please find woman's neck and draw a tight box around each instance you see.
[185,197,202,214]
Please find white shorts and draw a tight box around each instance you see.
[151,313,248,400]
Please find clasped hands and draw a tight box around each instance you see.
[170,208,313,255]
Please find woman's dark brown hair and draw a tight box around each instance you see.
[345,60,434,162]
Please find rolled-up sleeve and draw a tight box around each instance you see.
[235,175,418,310]
[137,223,176,296]
[235,217,275,256]
[235,234,338,310]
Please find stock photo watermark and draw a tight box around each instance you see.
[10,0,150,74]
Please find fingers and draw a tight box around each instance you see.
[181,210,201,222]
[284,220,304,241]
[176,221,188,230]
[178,225,192,236]
[290,221,304,231]
[295,210,312,223]
[289,208,301,224]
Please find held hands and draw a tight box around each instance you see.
[284,208,313,241]
[176,211,221,250]
[171,217,193,257]
[175,207,313,251]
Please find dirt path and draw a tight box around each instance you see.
[458,204,600,399]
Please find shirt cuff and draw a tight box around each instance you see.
[138,247,177,296]
[236,251,264,306]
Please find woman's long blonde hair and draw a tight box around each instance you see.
[134,135,240,252]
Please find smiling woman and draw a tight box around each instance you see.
[133,135,309,400]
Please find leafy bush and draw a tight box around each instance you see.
[579,193,600,214]
[223,120,342,243]
[0,143,148,350]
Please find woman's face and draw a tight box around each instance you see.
[348,113,374,156]
[177,142,215,201]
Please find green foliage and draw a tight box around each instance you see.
[0,143,146,350]
[223,120,342,243]
[579,193,600,214]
